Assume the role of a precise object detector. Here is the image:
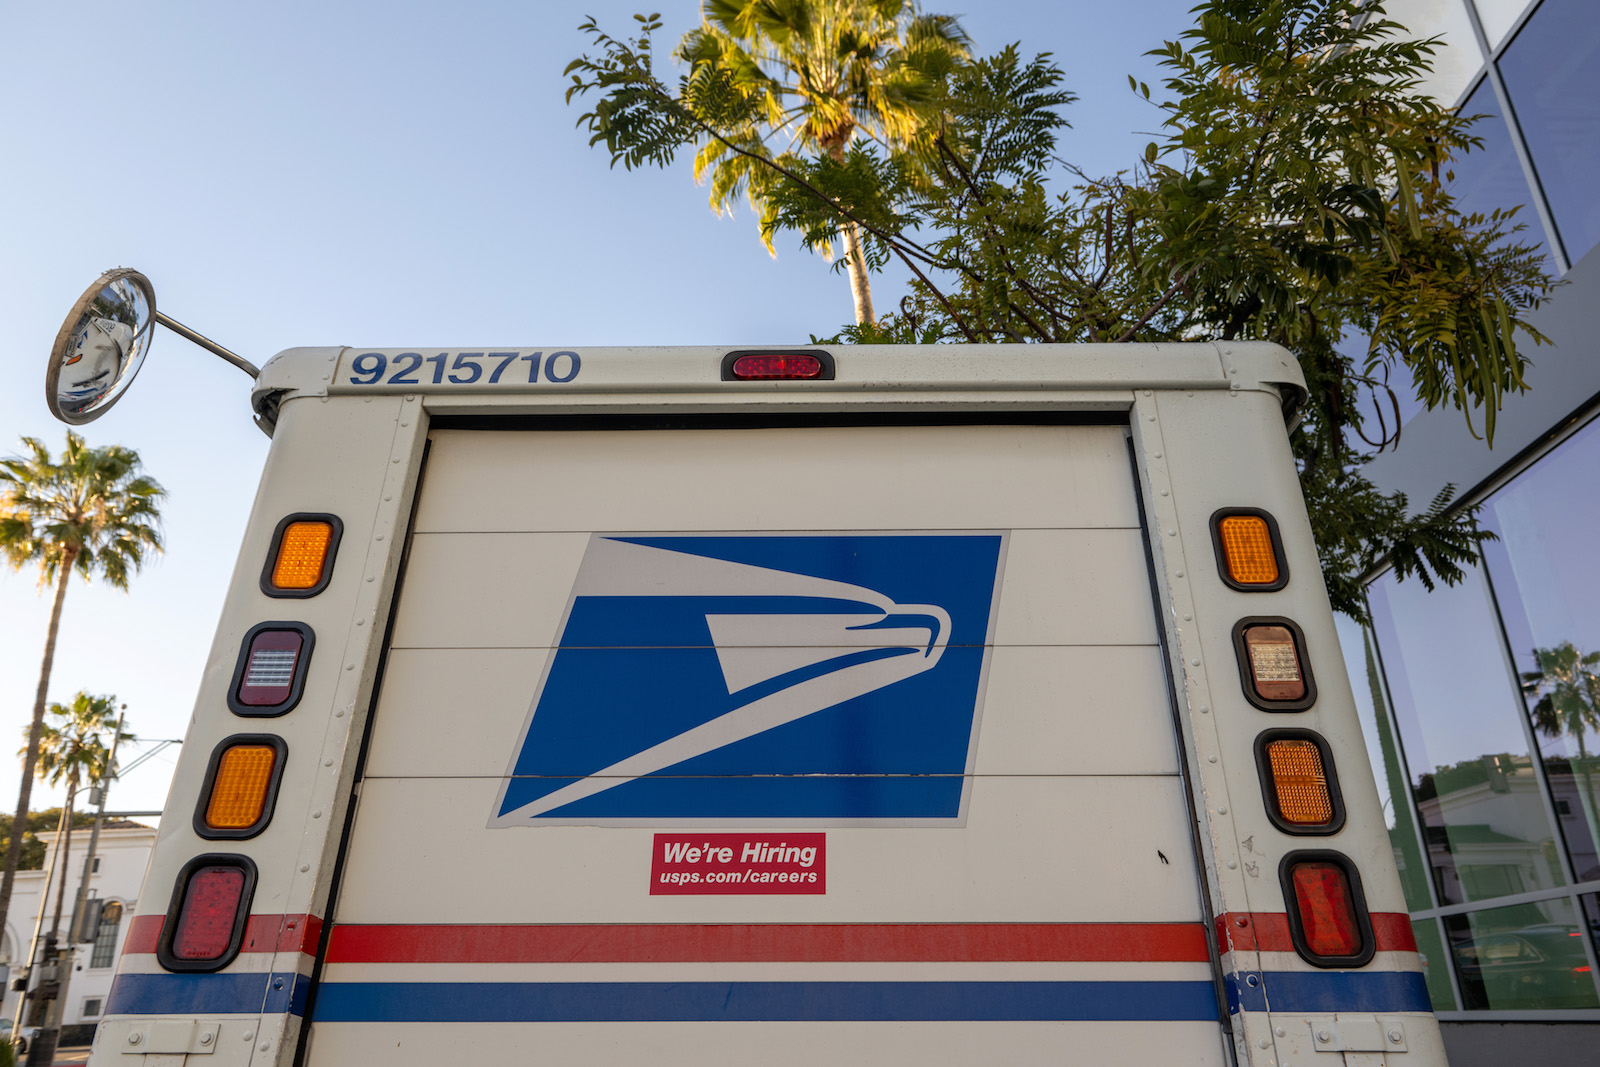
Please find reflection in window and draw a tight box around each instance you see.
[1582,894,1600,981]
[1445,895,1599,1009]
[1413,917,1459,1011]
[1368,567,1564,905]
[1481,415,1600,883]
[1338,613,1432,910]
[1450,79,1551,264]
[1499,0,1600,265]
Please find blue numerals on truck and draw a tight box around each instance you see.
[347,350,581,386]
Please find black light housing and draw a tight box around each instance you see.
[1232,616,1317,711]
[721,349,836,381]
[1279,851,1375,968]
[228,621,315,716]
[156,854,258,973]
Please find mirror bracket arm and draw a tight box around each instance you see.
[154,311,260,378]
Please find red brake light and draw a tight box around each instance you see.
[171,866,246,961]
[1288,859,1365,959]
[729,354,826,380]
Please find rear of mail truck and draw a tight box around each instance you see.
[92,343,1444,1066]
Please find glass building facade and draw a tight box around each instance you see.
[1341,421,1600,1017]
[1342,0,1600,1043]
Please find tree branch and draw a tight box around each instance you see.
[1112,264,1203,343]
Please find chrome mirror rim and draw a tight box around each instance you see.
[46,268,158,425]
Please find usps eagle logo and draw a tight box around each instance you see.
[491,533,1007,825]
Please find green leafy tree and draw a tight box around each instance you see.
[29,692,133,938]
[570,0,969,325]
[566,0,1556,618]
[0,433,162,963]
[1522,642,1600,862]
[0,810,95,875]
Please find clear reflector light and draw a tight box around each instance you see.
[1265,738,1334,825]
[1289,860,1364,959]
[730,354,825,380]
[1217,514,1281,585]
[236,630,305,707]
[270,520,335,591]
[205,743,279,830]
[1242,624,1306,702]
[171,866,246,961]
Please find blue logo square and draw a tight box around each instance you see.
[492,533,1007,825]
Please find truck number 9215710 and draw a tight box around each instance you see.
[347,350,581,386]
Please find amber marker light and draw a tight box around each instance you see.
[197,736,286,838]
[1256,730,1344,834]
[261,514,342,598]
[1211,509,1287,590]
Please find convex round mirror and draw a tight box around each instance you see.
[47,268,157,424]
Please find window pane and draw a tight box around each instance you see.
[1387,0,1485,104]
[1480,416,1600,883]
[1414,916,1460,1011]
[1498,0,1600,264]
[1445,896,1599,1009]
[1451,79,1551,263]
[1368,567,1564,905]
[90,908,121,969]
[1474,0,1534,49]
[1337,613,1433,910]
[1581,894,1600,982]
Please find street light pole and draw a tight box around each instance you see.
[8,808,70,1047]
[25,709,126,1066]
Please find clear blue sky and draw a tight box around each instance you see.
[0,0,1195,819]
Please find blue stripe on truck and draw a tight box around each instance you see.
[310,980,1222,1022]
[106,971,310,1016]
[1227,970,1432,1014]
[101,971,1432,1021]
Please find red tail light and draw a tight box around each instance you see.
[158,855,256,972]
[1282,853,1373,966]
[722,351,834,381]
[173,867,245,959]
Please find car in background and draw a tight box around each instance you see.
[0,1019,40,1055]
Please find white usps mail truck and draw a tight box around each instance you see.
[90,342,1445,1066]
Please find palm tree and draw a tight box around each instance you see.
[680,0,970,324]
[29,692,133,940]
[1521,641,1600,864]
[0,433,162,959]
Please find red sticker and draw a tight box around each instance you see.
[651,833,826,895]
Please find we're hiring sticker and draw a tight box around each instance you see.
[651,833,826,895]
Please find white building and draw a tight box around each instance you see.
[0,822,156,1031]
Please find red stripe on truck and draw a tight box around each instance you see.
[1215,912,1416,954]
[325,923,1212,964]
[123,913,322,956]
